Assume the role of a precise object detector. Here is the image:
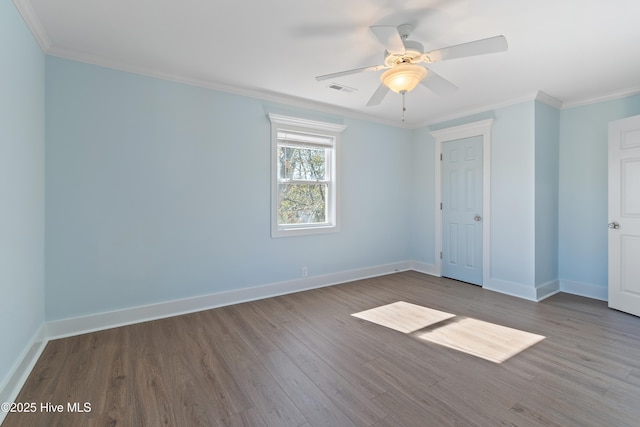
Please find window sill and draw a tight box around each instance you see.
[272,224,339,238]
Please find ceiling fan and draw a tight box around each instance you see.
[316,24,508,114]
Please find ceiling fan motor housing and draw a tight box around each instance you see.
[384,39,425,67]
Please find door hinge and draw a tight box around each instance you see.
[440,251,443,259]
[440,202,443,210]
[440,153,443,161]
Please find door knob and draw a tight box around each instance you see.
[474,215,482,222]
[608,222,620,229]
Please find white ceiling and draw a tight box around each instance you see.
[16,0,640,127]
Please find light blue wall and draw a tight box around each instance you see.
[45,57,413,321]
[44,51,640,322]
[5,0,640,404]
[0,0,45,391]
[8,2,640,339]
[534,101,560,285]
[409,126,436,264]
[421,103,537,290]
[489,102,536,287]
[559,94,640,290]
[415,94,640,299]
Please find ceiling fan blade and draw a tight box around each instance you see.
[366,84,390,107]
[420,68,458,96]
[316,65,385,81]
[370,25,406,55]
[422,35,508,62]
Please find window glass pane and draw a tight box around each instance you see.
[278,183,328,225]
[278,145,327,181]
[269,114,345,236]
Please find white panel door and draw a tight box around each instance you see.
[609,114,640,317]
[442,136,483,285]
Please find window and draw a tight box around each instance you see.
[268,114,346,237]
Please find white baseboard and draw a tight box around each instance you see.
[42,270,610,340]
[559,279,608,301]
[0,263,608,426]
[483,278,539,301]
[410,267,561,302]
[47,261,412,339]
[483,278,560,302]
[0,323,47,426]
[535,280,561,301]
[410,260,440,276]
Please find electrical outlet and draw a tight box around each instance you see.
[302,266,308,277]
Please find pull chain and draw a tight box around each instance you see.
[401,90,406,122]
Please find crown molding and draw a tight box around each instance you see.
[41,45,640,131]
[46,45,411,129]
[12,0,640,130]
[12,0,51,51]
[416,92,540,128]
[415,90,566,129]
[561,87,640,109]
[535,91,563,109]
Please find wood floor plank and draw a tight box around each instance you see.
[361,356,440,396]
[374,389,480,427]
[202,310,308,427]
[260,349,357,427]
[266,325,387,426]
[4,271,640,427]
[627,368,640,386]
[281,315,388,399]
[215,304,280,357]
[507,401,572,427]
[371,416,404,427]
[222,407,267,427]
[602,381,640,424]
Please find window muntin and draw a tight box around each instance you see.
[269,114,345,237]
[277,139,330,227]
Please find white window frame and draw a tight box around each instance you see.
[268,113,346,237]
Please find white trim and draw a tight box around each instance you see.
[11,0,638,132]
[410,260,440,276]
[562,87,640,109]
[12,0,52,51]
[418,91,562,128]
[431,119,493,289]
[560,279,608,301]
[46,45,408,128]
[535,280,561,301]
[0,324,47,426]
[535,91,563,109]
[268,114,347,134]
[47,261,411,339]
[418,92,540,128]
[11,274,606,343]
[419,87,640,128]
[268,114,346,238]
[483,278,560,302]
[31,44,640,131]
[0,267,606,415]
[483,278,538,301]
[43,275,608,341]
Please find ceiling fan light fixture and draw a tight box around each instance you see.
[380,63,427,93]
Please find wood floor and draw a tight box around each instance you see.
[4,271,640,426]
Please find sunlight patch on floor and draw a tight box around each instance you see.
[352,301,545,363]
[351,301,455,333]
[413,316,545,363]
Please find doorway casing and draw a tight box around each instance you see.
[432,119,493,286]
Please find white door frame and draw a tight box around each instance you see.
[608,114,640,316]
[431,119,493,285]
